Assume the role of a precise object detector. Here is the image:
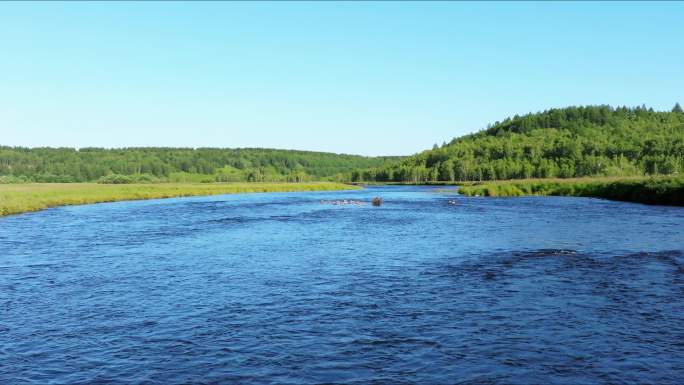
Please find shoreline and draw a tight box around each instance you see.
[352,176,684,206]
[0,182,359,217]
[456,176,684,206]
[3,176,682,218]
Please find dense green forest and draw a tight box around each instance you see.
[4,105,683,184]
[353,105,684,182]
[0,147,402,183]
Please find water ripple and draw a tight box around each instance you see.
[1,186,683,384]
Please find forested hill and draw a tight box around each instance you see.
[0,147,403,183]
[353,105,684,182]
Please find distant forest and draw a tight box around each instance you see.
[0,147,402,183]
[3,104,683,184]
[353,104,684,182]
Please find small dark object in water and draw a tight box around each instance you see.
[484,271,496,280]
[372,197,382,206]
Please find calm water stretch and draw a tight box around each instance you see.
[1,186,683,384]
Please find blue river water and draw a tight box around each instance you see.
[1,185,683,384]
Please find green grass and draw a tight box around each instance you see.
[457,176,684,206]
[0,182,359,217]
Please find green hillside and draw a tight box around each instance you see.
[0,147,403,183]
[353,105,684,182]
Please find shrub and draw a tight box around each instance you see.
[97,174,133,184]
[130,173,161,183]
[33,173,74,183]
[0,175,30,184]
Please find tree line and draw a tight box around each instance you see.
[4,104,682,184]
[353,105,684,182]
[0,147,402,183]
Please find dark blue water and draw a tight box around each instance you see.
[1,186,683,384]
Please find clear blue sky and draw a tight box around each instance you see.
[2,2,683,156]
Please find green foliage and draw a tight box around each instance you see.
[0,182,359,217]
[97,173,162,184]
[458,176,684,206]
[356,105,684,182]
[132,173,162,183]
[97,174,133,184]
[0,175,30,184]
[167,172,215,183]
[214,166,246,183]
[0,147,402,183]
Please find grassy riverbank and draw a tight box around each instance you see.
[0,182,358,217]
[458,176,684,206]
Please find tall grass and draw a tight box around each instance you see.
[458,176,684,206]
[0,182,359,217]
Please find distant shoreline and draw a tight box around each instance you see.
[353,176,684,206]
[0,182,359,217]
[456,176,684,206]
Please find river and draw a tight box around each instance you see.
[1,186,683,384]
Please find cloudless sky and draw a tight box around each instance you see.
[2,2,683,156]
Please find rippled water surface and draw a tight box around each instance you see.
[1,186,684,384]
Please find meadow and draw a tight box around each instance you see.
[0,182,358,217]
[457,176,684,206]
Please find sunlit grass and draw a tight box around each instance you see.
[0,182,359,217]
[458,176,684,206]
